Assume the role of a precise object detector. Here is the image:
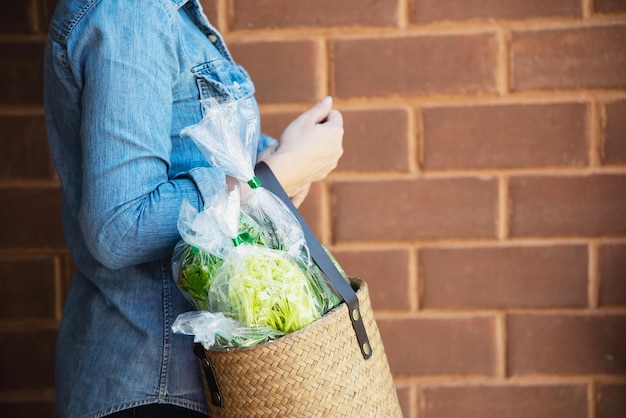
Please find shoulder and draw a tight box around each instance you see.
[49,0,180,44]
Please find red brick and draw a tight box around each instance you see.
[60,254,76,309]
[421,384,588,418]
[378,316,497,376]
[260,110,299,140]
[229,40,321,104]
[511,25,626,91]
[339,108,410,172]
[0,329,56,391]
[595,0,626,14]
[0,187,65,249]
[231,0,398,29]
[0,114,56,180]
[297,181,324,239]
[0,256,57,320]
[0,1,37,32]
[598,243,626,306]
[0,41,45,105]
[199,0,219,28]
[603,100,626,165]
[40,0,59,33]
[420,245,588,309]
[332,34,498,99]
[507,313,626,375]
[597,382,626,418]
[509,175,626,237]
[412,0,581,24]
[0,401,55,418]
[262,107,412,172]
[422,103,588,170]
[332,249,411,311]
[332,178,497,242]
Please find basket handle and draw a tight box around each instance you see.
[254,161,373,359]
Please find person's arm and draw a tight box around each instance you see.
[73,2,225,270]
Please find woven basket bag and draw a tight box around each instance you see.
[195,278,401,417]
[192,162,402,417]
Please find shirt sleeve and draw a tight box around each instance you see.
[72,1,226,270]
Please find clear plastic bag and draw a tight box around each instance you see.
[180,98,306,258]
[208,244,324,334]
[172,310,283,350]
[173,97,345,349]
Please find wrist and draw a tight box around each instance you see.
[262,153,301,197]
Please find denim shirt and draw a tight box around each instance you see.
[44,1,274,416]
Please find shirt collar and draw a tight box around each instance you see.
[169,0,189,8]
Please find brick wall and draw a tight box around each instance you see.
[1,1,625,417]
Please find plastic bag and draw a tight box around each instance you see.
[180,98,306,258]
[173,97,345,349]
[208,244,324,334]
[173,189,274,310]
[172,311,283,350]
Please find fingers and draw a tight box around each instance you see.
[323,109,343,126]
[304,96,333,124]
[290,183,311,208]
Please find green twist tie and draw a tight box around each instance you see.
[232,232,253,247]
[190,246,199,255]
[247,176,262,189]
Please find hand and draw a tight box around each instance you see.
[263,96,344,200]
[290,183,311,208]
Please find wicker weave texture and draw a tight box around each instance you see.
[202,278,402,417]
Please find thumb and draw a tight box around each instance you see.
[304,96,333,124]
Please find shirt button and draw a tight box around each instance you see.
[208,34,218,43]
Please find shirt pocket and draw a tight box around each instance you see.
[191,58,255,105]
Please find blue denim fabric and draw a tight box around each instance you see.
[44,0,274,417]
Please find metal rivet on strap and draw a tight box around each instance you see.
[352,308,360,322]
[362,342,371,356]
[208,34,218,43]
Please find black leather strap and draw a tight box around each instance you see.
[194,343,223,406]
[254,161,372,359]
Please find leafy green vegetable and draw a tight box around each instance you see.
[177,246,224,310]
[175,206,352,348]
[211,247,322,334]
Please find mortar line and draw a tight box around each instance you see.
[224,17,626,40]
[398,0,410,30]
[582,0,594,19]
[498,175,510,241]
[597,100,607,165]
[321,180,331,246]
[317,37,329,99]
[496,27,510,96]
[31,0,41,33]
[412,106,423,174]
[218,0,230,33]
[588,242,600,309]
[496,312,508,378]
[326,37,336,98]
[588,379,597,418]
[412,384,420,418]
[255,90,626,111]
[410,246,420,312]
[588,100,603,167]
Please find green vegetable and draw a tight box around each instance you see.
[211,247,322,334]
[177,246,224,310]
[177,212,277,310]
[176,207,352,348]
[238,210,271,247]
